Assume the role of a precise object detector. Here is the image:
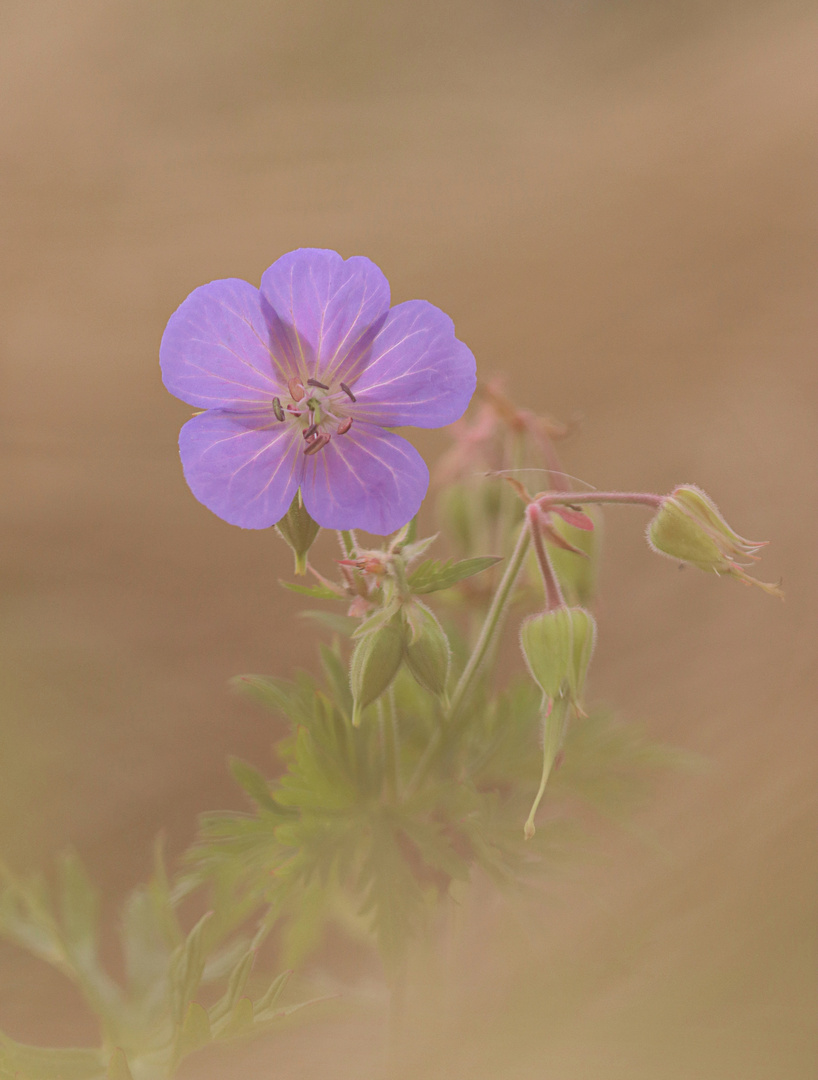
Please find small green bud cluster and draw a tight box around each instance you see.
[349,600,450,726]
[647,485,781,596]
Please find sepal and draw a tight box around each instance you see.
[349,614,407,725]
[275,492,320,575]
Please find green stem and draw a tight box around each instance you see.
[384,688,400,801]
[338,529,357,558]
[448,523,531,719]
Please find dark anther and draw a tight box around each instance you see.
[303,433,331,456]
[340,382,356,402]
[306,378,329,390]
[336,417,353,435]
[303,422,318,439]
[272,397,285,421]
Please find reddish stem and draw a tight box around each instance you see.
[526,503,565,611]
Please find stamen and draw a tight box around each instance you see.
[337,417,353,435]
[303,433,331,456]
[340,382,356,402]
[288,378,305,401]
[272,397,285,421]
[286,404,302,416]
[303,422,318,439]
[306,378,329,390]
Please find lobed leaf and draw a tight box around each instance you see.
[280,581,342,601]
[408,556,501,594]
[229,757,279,812]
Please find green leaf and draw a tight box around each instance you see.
[229,758,278,812]
[299,611,358,637]
[209,947,256,1023]
[120,884,172,1003]
[231,674,314,727]
[58,850,98,965]
[280,580,342,601]
[396,533,438,566]
[253,969,292,1013]
[408,556,501,594]
[169,911,213,1025]
[254,993,330,1026]
[106,1048,133,1080]
[177,1001,212,1056]
[0,1034,103,1080]
[319,644,353,718]
[218,997,254,1039]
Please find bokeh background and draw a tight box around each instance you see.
[1,0,815,1076]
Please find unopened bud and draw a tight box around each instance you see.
[275,492,320,575]
[349,615,406,726]
[647,485,781,596]
[403,601,451,698]
[519,606,597,708]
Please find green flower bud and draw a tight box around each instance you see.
[403,601,451,698]
[349,614,406,726]
[275,492,320,575]
[519,606,597,708]
[647,485,781,596]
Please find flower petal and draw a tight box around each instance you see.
[260,249,390,385]
[161,278,296,408]
[300,422,429,534]
[346,301,476,429]
[178,410,303,528]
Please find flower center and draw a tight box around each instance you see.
[270,376,356,456]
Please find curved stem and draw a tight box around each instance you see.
[527,504,565,611]
[537,490,662,510]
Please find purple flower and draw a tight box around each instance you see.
[160,249,476,535]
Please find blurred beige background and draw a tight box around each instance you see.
[0,0,815,1076]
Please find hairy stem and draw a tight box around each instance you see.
[527,504,565,611]
[338,529,357,558]
[448,523,532,720]
[537,490,662,510]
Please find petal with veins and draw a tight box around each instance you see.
[300,421,429,534]
[179,410,303,529]
[260,249,390,385]
[347,300,476,429]
[161,279,300,408]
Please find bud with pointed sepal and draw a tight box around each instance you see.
[519,605,597,710]
[349,613,407,726]
[275,492,320,575]
[402,600,451,698]
[647,485,781,596]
